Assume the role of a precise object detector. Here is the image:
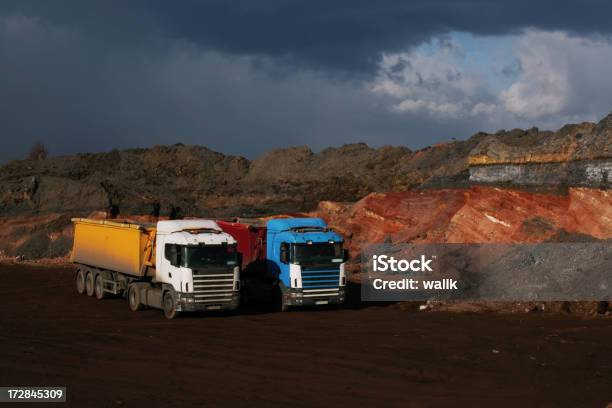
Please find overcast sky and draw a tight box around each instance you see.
[1,1,612,163]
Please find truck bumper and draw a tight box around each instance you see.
[285,288,345,307]
[176,292,240,312]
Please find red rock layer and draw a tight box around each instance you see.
[316,186,612,256]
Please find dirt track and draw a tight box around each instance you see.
[0,264,610,407]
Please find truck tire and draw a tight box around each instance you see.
[275,283,290,312]
[163,291,180,320]
[280,297,290,312]
[85,272,95,297]
[94,275,108,300]
[75,270,86,295]
[128,285,143,311]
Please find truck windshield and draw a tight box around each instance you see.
[183,245,238,268]
[291,243,343,265]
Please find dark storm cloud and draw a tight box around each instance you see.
[1,1,611,163]
[149,0,612,73]
[3,0,612,74]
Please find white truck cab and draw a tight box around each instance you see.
[154,220,240,315]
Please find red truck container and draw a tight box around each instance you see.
[216,221,266,272]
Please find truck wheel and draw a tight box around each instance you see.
[128,285,143,311]
[85,272,95,297]
[163,291,180,320]
[274,284,290,312]
[280,298,290,312]
[94,275,107,300]
[75,270,86,294]
[240,282,249,305]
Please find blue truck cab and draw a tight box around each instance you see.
[266,218,347,310]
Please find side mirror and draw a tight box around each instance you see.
[236,252,243,268]
[280,250,289,264]
[165,244,180,267]
[280,243,289,264]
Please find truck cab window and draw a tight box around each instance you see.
[183,244,238,268]
[292,242,343,265]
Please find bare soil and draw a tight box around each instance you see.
[0,264,610,407]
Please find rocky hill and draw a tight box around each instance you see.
[1,112,610,259]
[3,112,610,218]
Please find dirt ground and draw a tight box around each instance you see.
[0,264,610,408]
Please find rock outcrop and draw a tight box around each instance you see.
[468,114,612,188]
[317,187,612,257]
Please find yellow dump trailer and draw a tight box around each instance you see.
[71,218,156,277]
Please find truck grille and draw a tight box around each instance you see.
[192,271,235,303]
[301,267,340,298]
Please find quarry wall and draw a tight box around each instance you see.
[469,159,612,187]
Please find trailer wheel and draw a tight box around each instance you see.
[85,272,95,297]
[128,285,143,311]
[75,270,86,294]
[94,275,107,300]
[163,291,180,320]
